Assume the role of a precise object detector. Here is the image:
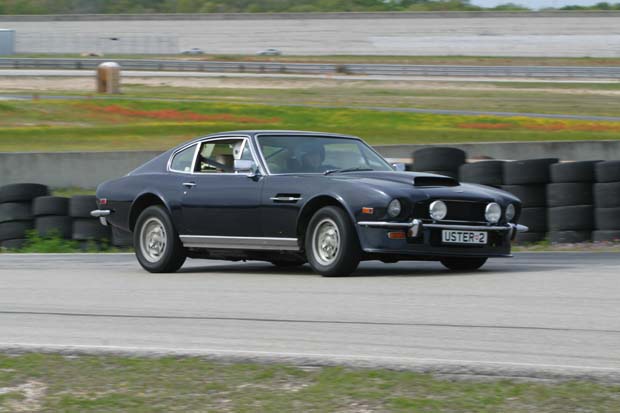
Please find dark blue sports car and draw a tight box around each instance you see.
[92,131,527,276]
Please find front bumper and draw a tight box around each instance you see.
[357,219,528,258]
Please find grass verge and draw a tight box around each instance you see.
[1,98,619,152]
[1,353,619,412]
[0,231,124,254]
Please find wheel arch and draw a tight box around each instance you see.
[128,192,171,232]
[296,194,359,250]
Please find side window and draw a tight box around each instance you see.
[195,138,249,173]
[170,144,196,173]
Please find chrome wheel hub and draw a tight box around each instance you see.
[312,218,340,266]
[140,217,167,263]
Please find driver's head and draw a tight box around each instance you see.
[296,141,325,170]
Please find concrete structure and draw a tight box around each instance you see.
[0,29,15,55]
[0,12,619,57]
[1,140,619,189]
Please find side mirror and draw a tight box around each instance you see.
[234,159,261,180]
[392,162,406,172]
[234,159,256,173]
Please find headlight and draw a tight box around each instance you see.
[485,202,502,224]
[387,199,402,218]
[429,200,447,221]
[505,204,516,222]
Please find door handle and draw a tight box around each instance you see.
[182,182,196,188]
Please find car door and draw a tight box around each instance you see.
[178,137,263,239]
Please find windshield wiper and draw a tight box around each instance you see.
[324,167,374,175]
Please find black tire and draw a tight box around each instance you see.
[550,161,601,183]
[305,206,361,277]
[594,207,620,230]
[111,226,133,248]
[592,230,620,243]
[514,232,546,244]
[501,185,547,208]
[0,238,28,250]
[0,202,33,223]
[593,182,620,208]
[458,161,504,186]
[440,257,487,271]
[548,205,593,231]
[595,160,620,183]
[549,230,592,244]
[72,218,110,241]
[518,207,547,232]
[412,147,466,172]
[503,158,559,185]
[35,216,73,239]
[546,183,593,207]
[0,221,34,241]
[69,195,97,218]
[0,183,49,203]
[33,196,69,216]
[134,205,186,273]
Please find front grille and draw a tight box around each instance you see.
[413,200,487,222]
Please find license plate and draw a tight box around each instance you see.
[442,230,487,245]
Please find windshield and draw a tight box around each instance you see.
[257,135,393,174]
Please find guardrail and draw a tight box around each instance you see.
[1,58,620,79]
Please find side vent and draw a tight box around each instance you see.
[413,176,459,187]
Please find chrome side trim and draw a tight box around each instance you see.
[270,196,303,203]
[358,220,417,228]
[180,235,299,251]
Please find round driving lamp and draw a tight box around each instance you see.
[505,204,516,222]
[387,199,402,218]
[429,200,447,221]
[485,202,502,224]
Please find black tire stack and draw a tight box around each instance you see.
[411,147,466,179]
[70,195,111,248]
[593,161,620,242]
[33,196,72,240]
[502,158,558,244]
[546,161,600,244]
[458,160,504,188]
[0,183,49,250]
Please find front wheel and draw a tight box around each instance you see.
[134,205,186,273]
[440,257,487,271]
[305,206,361,277]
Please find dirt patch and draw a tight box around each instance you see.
[0,380,47,412]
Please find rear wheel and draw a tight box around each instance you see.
[134,205,186,273]
[440,257,487,271]
[305,206,361,277]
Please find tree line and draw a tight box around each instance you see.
[0,0,619,14]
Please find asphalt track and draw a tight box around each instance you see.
[1,252,619,382]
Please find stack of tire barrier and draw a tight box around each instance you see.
[593,161,620,242]
[458,160,504,188]
[410,147,466,179]
[69,195,111,248]
[502,158,559,244]
[34,196,72,240]
[0,184,49,249]
[547,161,600,243]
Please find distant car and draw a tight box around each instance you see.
[181,48,204,55]
[256,48,282,56]
[92,131,527,276]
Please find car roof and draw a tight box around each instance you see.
[203,130,360,139]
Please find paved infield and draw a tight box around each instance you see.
[1,253,619,381]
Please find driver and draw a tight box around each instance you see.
[295,141,326,172]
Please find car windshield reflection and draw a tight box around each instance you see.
[257,135,393,174]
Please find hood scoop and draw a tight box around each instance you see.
[413,176,460,187]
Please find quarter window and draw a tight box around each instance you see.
[170,144,196,173]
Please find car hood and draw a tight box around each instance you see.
[329,171,519,203]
